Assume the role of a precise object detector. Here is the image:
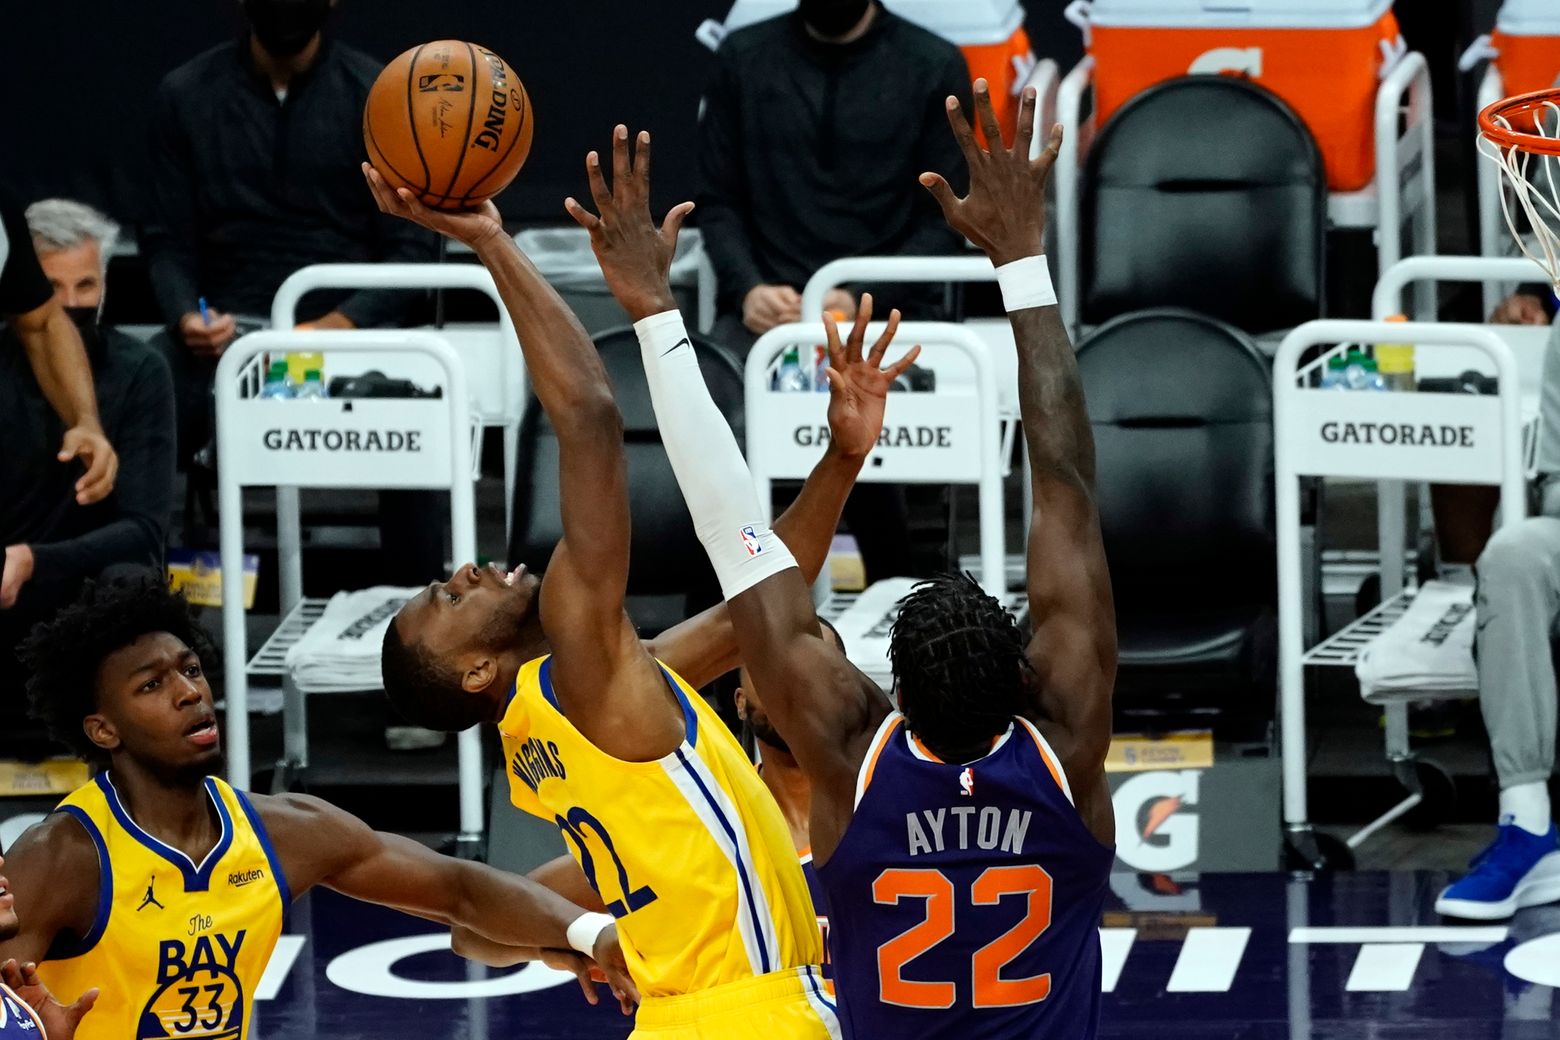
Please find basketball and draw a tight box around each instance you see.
[363,40,533,211]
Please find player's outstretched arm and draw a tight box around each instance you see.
[646,309,907,687]
[362,166,672,762]
[568,131,914,857]
[923,81,1116,844]
[258,793,639,1011]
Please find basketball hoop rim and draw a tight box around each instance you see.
[1479,88,1560,156]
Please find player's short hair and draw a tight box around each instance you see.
[18,575,215,767]
[889,573,1030,760]
[380,621,495,732]
[26,198,120,273]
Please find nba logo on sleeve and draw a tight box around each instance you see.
[740,526,763,557]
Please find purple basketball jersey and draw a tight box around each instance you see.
[818,712,1112,1039]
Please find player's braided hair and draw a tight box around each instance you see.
[18,575,216,767]
[889,572,1031,762]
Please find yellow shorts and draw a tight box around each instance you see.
[632,965,839,1040]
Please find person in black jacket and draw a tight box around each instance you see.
[143,0,443,592]
[697,0,971,583]
[142,0,437,464]
[1,199,174,749]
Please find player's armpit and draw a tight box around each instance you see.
[539,560,688,761]
[0,814,101,966]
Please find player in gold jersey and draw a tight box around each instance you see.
[0,577,637,1040]
[367,130,892,1036]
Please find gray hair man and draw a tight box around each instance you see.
[0,199,175,752]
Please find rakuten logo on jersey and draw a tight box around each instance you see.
[1112,770,1200,872]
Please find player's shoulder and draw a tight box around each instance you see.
[7,810,100,882]
[246,790,351,832]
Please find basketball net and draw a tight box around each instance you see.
[1478,90,1560,293]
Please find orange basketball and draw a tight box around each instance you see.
[363,41,534,211]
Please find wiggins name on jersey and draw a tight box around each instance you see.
[38,774,287,1040]
[500,656,823,998]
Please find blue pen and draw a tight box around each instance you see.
[198,296,212,326]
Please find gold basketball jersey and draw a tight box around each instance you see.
[38,774,286,1040]
[499,656,823,999]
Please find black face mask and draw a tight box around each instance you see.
[798,0,871,39]
[65,305,103,361]
[243,0,331,59]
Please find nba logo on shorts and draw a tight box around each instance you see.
[740,526,763,557]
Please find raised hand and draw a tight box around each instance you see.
[1,959,97,1040]
[823,293,921,459]
[361,164,505,252]
[565,125,695,322]
[920,79,1061,267]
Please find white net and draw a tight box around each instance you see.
[1478,99,1560,291]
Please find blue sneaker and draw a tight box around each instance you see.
[1436,821,1560,920]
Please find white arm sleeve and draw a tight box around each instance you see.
[632,310,798,599]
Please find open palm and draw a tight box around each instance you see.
[2,959,97,1040]
[823,294,921,459]
[362,163,505,251]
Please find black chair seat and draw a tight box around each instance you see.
[1116,606,1272,673]
[1077,309,1277,733]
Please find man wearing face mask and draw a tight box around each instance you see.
[697,0,971,584]
[142,0,437,468]
[0,200,174,751]
[142,0,442,595]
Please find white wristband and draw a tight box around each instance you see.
[566,911,615,956]
[995,255,1057,313]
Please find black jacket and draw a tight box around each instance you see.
[697,7,972,315]
[0,326,175,583]
[142,37,437,329]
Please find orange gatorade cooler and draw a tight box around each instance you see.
[1466,1,1560,98]
[1065,0,1404,191]
[699,0,1036,134]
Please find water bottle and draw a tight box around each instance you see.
[813,345,829,392]
[295,370,328,400]
[1358,356,1389,392]
[1342,347,1374,390]
[286,351,325,386]
[259,360,295,399]
[1319,355,1349,390]
[775,346,811,392]
[1376,314,1416,393]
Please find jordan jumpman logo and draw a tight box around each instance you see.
[137,876,165,912]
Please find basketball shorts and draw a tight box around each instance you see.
[631,965,840,1040]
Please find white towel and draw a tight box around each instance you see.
[284,586,420,694]
[1355,580,1478,704]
